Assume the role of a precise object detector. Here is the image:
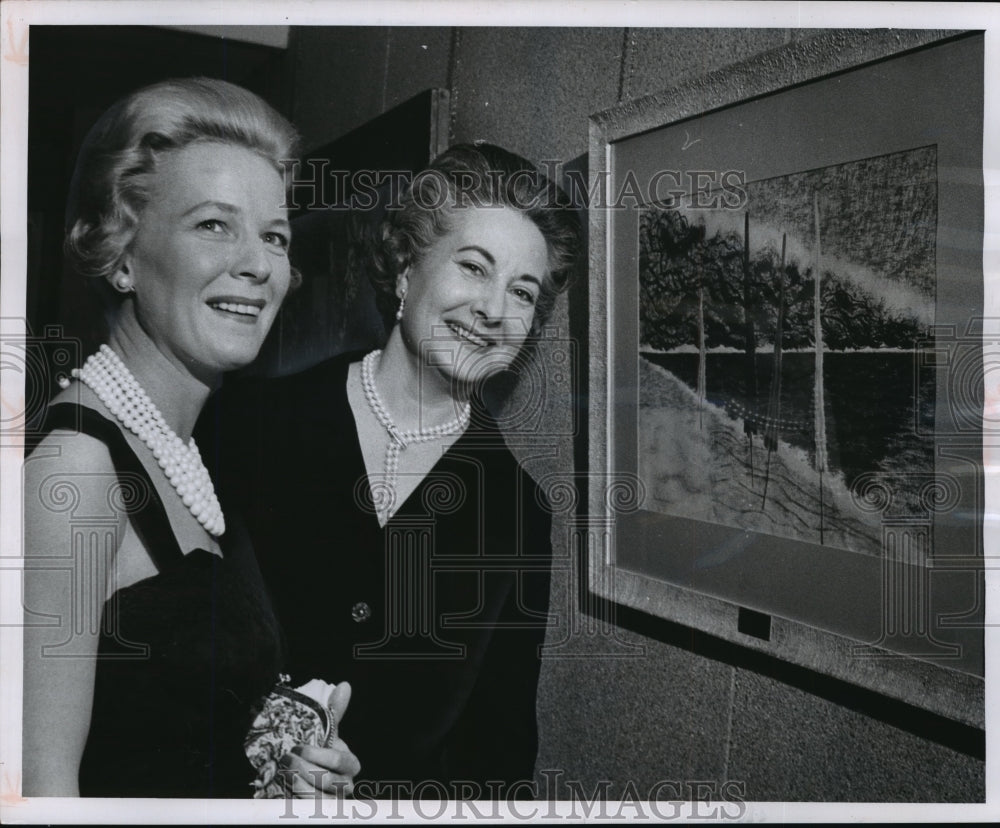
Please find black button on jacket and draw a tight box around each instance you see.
[199,353,553,799]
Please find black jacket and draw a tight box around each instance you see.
[198,353,552,799]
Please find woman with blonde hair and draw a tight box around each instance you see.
[23,77,357,798]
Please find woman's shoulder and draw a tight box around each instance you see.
[26,395,120,471]
[23,424,126,553]
[281,350,367,395]
[452,413,554,522]
[199,351,367,475]
[25,425,118,477]
[218,350,364,409]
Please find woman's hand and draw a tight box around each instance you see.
[279,682,360,797]
[279,740,360,797]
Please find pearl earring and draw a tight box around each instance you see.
[115,274,134,293]
[395,290,406,322]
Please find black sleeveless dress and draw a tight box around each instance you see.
[33,404,285,798]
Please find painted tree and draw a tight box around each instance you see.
[741,213,758,438]
[762,233,787,508]
[813,192,828,544]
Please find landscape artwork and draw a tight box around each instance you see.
[637,147,937,556]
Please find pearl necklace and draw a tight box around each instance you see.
[361,349,470,518]
[63,344,226,536]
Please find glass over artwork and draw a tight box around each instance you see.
[637,147,937,556]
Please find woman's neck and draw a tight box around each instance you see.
[105,305,215,441]
[375,331,471,432]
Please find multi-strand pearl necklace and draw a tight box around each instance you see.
[361,349,470,518]
[62,344,226,536]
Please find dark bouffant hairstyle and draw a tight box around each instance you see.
[367,142,582,337]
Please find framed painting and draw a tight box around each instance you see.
[588,30,985,726]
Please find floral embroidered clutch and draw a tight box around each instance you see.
[244,678,337,799]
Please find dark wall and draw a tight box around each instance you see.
[285,26,984,802]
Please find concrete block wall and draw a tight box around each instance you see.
[286,26,984,802]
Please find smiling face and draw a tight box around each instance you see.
[396,204,550,388]
[116,141,292,380]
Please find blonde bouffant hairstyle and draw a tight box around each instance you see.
[64,77,301,294]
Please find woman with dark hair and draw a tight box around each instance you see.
[23,77,358,798]
[207,142,582,798]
